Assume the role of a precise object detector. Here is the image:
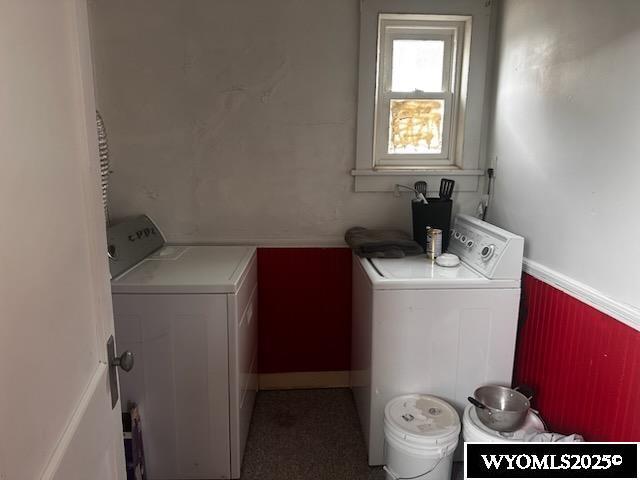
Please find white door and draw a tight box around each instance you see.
[0,1,126,479]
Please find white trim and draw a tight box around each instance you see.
[353,170,480,192]
[351,168,483,175]
[523,258,640,333]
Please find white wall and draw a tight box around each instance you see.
[488,0,640,309]
[88,0,483,245]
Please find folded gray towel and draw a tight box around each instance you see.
[345,227,423,258]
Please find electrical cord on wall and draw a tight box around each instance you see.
[482,168,494,221]
[476,168,495,220]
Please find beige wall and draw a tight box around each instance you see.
[487,0,640,309]
[88,0,483,245]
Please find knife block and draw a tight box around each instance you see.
[411,198,453,252]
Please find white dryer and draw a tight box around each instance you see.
[108,216,258,479]
[351,214,524,465]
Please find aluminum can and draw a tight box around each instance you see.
[426,227,442,259]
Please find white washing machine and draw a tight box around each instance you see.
[351,214,524,465]
[108,216,258,479]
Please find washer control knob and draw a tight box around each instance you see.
[454,231,461,239]
[461,235,467,243]
[467,240,474,248]
[481,244,495,261]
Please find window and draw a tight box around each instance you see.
[373,14,471,168]
[353,1,492,192]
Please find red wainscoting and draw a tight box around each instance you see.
[257,247,352,374]
[515,274,640,441]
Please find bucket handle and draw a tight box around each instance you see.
[383,453,445,480]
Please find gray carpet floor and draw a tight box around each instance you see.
[240,388,386,479]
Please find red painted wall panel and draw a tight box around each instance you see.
[257,247,352,374]
[515,274,640,441]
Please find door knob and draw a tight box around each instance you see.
[106,335,134,408]
[111,350,134,372]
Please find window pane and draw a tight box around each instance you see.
[391,40,444,92]
[388,99,444,154]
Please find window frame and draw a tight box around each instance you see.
[373,14,470,169]
[352,0,494,193]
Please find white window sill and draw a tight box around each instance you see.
[351,168,483,192]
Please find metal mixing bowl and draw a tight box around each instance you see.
[468,385,531,432]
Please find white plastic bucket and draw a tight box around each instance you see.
[383,394,460,480]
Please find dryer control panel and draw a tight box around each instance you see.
[107,215,166,279]
[447,215,524,280]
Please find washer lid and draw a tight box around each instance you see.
[385,395,460,440]
[111,245,256,294]
[363,255,520,289]
[372,256,482,281]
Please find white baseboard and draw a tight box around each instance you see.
[259,371,350,390]
[523,258,640,333]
